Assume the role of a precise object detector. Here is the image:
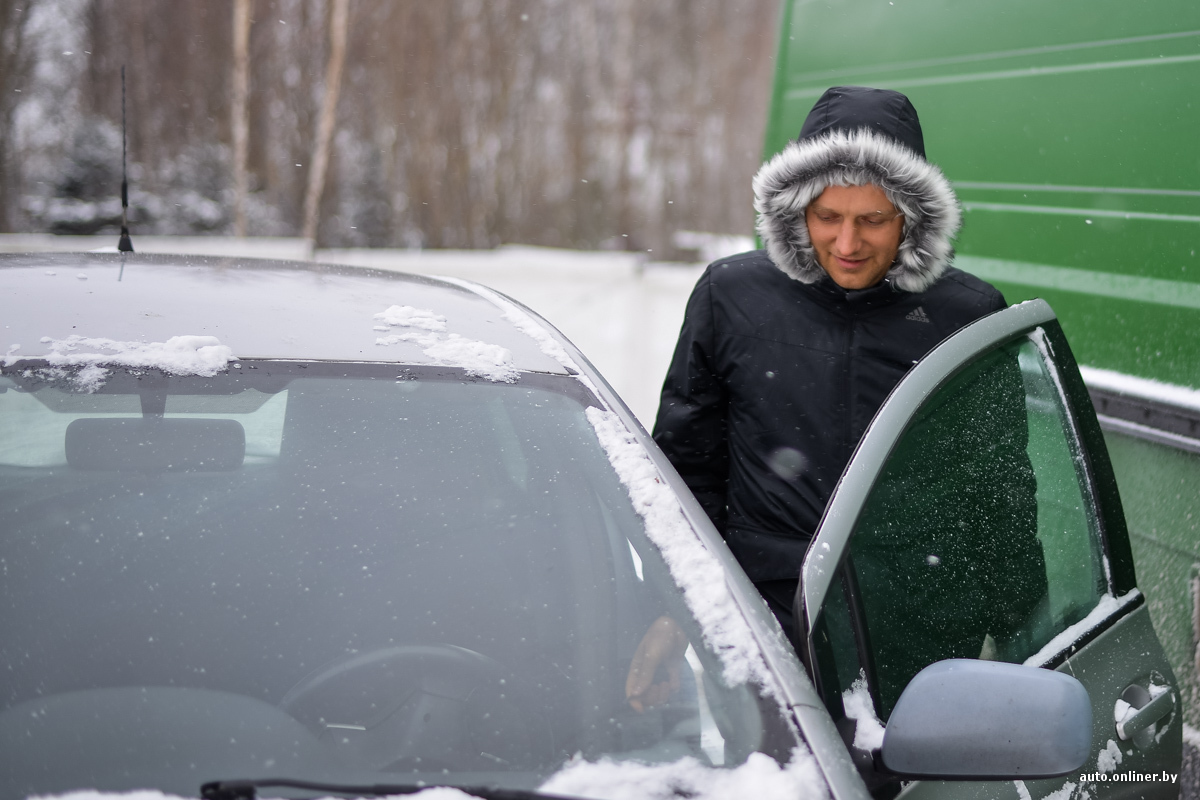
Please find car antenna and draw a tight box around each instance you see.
[117,64,134,253]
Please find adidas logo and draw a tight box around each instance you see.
[905,306,931,323]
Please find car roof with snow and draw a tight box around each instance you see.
[0,252,572,377]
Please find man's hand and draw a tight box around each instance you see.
[625,615,689,713]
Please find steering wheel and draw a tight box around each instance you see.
[280,644,555,772]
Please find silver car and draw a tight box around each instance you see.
[0,253,1179,800]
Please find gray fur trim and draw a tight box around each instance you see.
[752,128,961,293]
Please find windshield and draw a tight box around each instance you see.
[0,362,780,798]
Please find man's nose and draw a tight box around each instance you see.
[834,219,861,254]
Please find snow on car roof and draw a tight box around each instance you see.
[0,252,569,376]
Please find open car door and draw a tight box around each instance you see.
[799,299,1181,800]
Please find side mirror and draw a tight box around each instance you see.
[882,659,1091,779]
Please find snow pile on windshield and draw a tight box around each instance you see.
[540,748,827,800]
[8,335,235,392]
[423,334,517,382]
[1023,590,1141,667]
[585,407,777,696]
[842,672,885,751]
[373,304,517,383]
[435,277,601,394]
[373,304,448,332]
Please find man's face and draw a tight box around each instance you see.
[805,183,904,290]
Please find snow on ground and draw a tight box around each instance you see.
[1080,365,1200,412]
[1186,723,1200,750]
[0,234,313,261]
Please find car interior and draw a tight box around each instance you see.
[0,364,767,797]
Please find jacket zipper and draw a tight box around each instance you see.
[844,305,857,463]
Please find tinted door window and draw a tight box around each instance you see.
[836,334,1106,718]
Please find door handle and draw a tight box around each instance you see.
[1115,683,1174,743]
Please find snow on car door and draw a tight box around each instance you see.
[798,300,1181,800]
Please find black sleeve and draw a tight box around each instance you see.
[846,344,1046,715]
[977,354,1047,638]
[652,269,730,534]
[988,285,1009,312]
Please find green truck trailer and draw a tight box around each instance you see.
[764,0,1200,737]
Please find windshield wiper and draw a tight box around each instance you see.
[200,778,577,800]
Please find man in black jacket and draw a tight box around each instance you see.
[626,87,1045,711]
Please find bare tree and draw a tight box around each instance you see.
[18,0,780,250]
[301,0,349,246]
[0,0,38,228]
[231,0,251,236]
[612,0,637,249]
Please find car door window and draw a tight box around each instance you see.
[824,333,1107,720]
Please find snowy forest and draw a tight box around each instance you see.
[0,0,780,256]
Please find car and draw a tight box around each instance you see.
[0,252,1181,800]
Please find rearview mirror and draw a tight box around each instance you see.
[882,659,1091,779]
[66,418,246,471]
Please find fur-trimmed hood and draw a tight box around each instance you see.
[753,88,961,293]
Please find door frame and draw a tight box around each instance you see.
[796,298,1139,675]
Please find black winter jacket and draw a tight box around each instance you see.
[652,250,1006,583]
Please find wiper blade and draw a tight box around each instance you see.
[200,778,577,800]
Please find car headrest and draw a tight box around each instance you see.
[65,418,246,472]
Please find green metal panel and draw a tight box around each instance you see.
[764,0,1200,389]
[961,259,1200,385]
